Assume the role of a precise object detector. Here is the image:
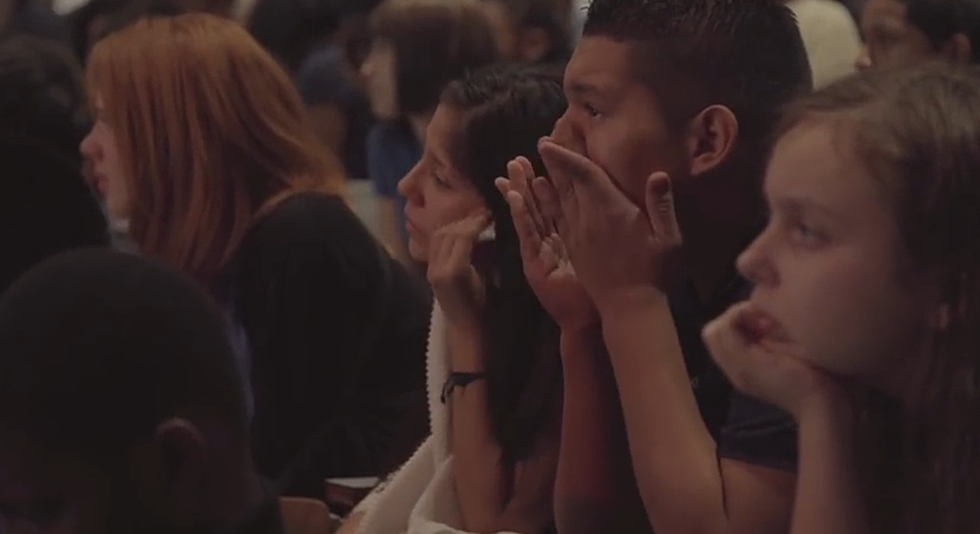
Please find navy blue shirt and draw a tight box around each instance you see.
[296,45,374,179]
[670,276,798,472]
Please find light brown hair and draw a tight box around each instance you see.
[778,63,980,534]
[87,14,344,283]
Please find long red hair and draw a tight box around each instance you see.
[87,14,345,283]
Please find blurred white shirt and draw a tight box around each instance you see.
[787,0,863,89]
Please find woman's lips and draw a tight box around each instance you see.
[740,304,791,343]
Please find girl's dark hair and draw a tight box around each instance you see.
[369,0,500,117]
[440,63,566,473]
[777,63,980,534]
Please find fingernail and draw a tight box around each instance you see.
[651,174,671,194]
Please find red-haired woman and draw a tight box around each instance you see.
[80,13,430,497]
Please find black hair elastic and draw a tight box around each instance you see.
[440,372,487,404]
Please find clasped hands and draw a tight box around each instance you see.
[495,135,844,419]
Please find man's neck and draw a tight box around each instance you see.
[682,196,763,304]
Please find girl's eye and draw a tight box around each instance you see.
[433,172,451,189]
[790,222,827,248]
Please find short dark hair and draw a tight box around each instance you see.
[441,64,566,468]
[0,249,247,463]
[583,0,812,155]
[0,35,110,293]
[0,33,88,153]
[370,0,500,117]
[903,0,980,62]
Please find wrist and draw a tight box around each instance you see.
[559,323,607,366]
[445,310,482,333]
[560,322,602,342]
[447,320,486,370]
[554,313,601,334]
[594,286,669,322]
[797,381,855,425]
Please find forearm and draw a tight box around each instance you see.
[792,395,868,534]
[496,433,561,534]
[555,326,653,534]
[600,290,729,534]
[448,324,509,533]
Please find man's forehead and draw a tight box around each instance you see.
[564,37,635,92]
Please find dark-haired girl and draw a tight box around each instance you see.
[340,64,566,534]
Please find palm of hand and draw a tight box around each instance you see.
[526,233,596,329]
[735,345,824,414]
[706,306,835,418]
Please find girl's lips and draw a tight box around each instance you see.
[740,304,792,343]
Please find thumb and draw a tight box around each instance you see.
[645,172,681,244]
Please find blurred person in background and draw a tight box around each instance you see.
[0,32,87,153]
[360,0,500,270]
[0,0,70,42]
[81,13,431,498]
[293,0,384,180]
[483,0,572,65]
[69,0,183,63]
[247,0,346,75]
[855,0,980,69]
[784,0,862,88]
[0,32,109,294]
[0,250,282,534]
